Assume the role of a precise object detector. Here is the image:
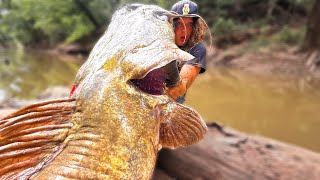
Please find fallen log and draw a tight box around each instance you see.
[1,106,319,180]
[153,122,320,180]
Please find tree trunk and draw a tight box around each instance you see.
[73,0,100,28]
[267,0,277,18]
[153,123,320,180]
[302,0,320,51]
[233,0,244,12]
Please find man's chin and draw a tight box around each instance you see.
[176,42,186,47]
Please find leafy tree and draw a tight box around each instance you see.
[0,0,176,46]
[0,0,102,45]
[0,0,314,47]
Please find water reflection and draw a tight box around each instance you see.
[0,49,82,99]
[186,68,320,152]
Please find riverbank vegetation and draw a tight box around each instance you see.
[1,0,319,52]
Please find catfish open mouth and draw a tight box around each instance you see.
[129,60,180,96]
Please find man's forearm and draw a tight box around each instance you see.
[180,64,201,89]
[166,64,201,100]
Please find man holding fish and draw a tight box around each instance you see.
[127,0,208,103]
[166,0,207,103]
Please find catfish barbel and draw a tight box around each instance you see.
[0,4,207,179]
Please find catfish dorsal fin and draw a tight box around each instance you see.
[158,102,207,149]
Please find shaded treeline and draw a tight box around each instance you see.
[0,0,319,53]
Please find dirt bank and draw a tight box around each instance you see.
[208,44,320,82]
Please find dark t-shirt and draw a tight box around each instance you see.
[178,42,206,73]
[176,42,206,103]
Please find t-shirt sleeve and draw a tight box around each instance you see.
[186,43,206,73]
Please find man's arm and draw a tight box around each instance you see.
[166,43,206,101]
[166,64,201,100]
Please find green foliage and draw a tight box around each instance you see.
[17,0,93,44]
[216,0,234,7]
[292,0,314,9]
[0,0,175,46]
[213,17,238,36]
[239,26,305,55]
[0,0,313,47]
[0,0,105,46]
[272,26,305,45]
[87,0,118,25]
[246,38,271,52]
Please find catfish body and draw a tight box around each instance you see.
[0,4,207,179]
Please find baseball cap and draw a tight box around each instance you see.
[171,0,199,15]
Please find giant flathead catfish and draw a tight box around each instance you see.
[0,4,207,179]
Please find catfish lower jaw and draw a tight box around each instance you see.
[129,60,180,96]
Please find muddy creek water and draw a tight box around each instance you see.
[187,68,320,152]
[0,49,82,100]
[1,50,319,152]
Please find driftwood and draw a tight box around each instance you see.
[153,123,320,180]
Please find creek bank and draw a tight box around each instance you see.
[208,45,320,82]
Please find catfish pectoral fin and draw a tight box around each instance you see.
[158,102,208,149]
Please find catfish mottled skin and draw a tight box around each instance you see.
[0,4,207,180]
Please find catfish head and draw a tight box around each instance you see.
[72,4,194,97]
